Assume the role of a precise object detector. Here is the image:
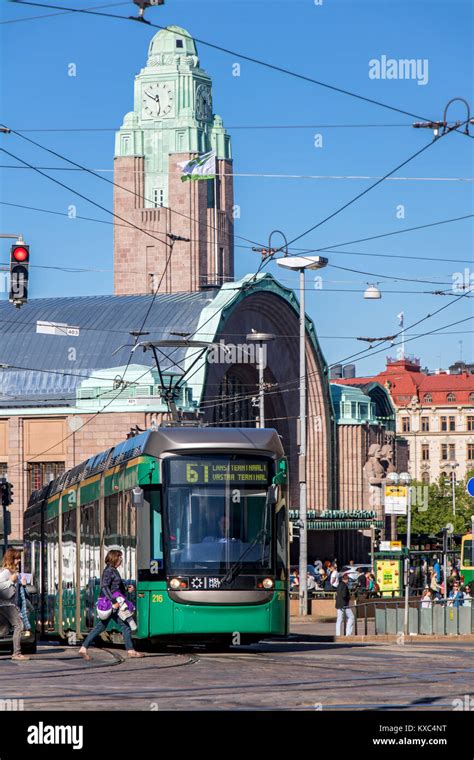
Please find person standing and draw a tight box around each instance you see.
[335,573,354,636]
[329,565,339,590]
[0,548,29,661]
[79,549,144,660]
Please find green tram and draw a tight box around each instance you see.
[23,427,289,648]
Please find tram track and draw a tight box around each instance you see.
[0,647,198,679]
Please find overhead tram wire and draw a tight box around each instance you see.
[2,311,473,413]
[306,214,474,253]
[0,146,174,253]
[1,0,128,23]
[2,126,264,250]
[2,199,473,267]
[9,1,474,141]
[278,125,467,252]
[0,200,260,256]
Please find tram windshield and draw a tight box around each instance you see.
[163,456,273,574]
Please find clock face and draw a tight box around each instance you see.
[141,82,174,119]
[196,85,212,121]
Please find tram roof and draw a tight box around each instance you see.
[27,426,284,507]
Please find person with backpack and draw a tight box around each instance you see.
[0,548,29,661]
[79,549,144,660]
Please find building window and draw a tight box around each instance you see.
[0,463,7,478]
[449,416,456,431]
[449,444,456,461]
[467,416,474,431]
[467,443,474,461]
[401,417,410,432]
[421,416,430,432]
[441,416,448,431]
[447,393,456,402]
[421,472,430,484]
[176,39,184,48]
[441,444,448,460]
[152,189,164,208]
[359,403,368,418]
[423,393,432,402]
[469,393,474,402]
[421,444,429,461]
[27,462,65,495]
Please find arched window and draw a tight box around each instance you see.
[469,392,474,402]
[421,471,430,485]
[447,393,456,402]
[423,393,432,402]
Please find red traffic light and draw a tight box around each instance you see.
[12,245,29,262]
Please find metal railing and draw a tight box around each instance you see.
[354,598,474,636]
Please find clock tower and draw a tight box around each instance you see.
[113,26,234,295]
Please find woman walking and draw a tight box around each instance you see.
[79,549,144,660]
[0,548,29,661]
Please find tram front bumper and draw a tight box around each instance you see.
[137,587,287,637]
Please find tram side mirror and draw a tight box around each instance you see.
[266,484,279,506]
[132,487,145,508]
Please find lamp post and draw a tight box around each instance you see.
[277,255,328,616]
[246,331,275,428]
[397,471,413,637]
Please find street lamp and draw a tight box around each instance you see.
[277,254,329,616]
[246,331,275,428]
[398,471,412,637]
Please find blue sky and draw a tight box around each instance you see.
[1,0,473,375]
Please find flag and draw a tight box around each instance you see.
[397,311,404,327]
[177,150,216,182]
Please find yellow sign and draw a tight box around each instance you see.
[390,541,402,549]
[376,559,401,594]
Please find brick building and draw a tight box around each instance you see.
[333,356,474,484]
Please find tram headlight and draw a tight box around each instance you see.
[169,578,181,590]
[262,578,274,589]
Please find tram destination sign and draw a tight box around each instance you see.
[169,459,269,486]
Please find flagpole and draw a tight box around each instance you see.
[214,168,218,285]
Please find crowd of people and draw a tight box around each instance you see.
[290,558,382,598]
[415,555,472,607]
[290,555,472,607]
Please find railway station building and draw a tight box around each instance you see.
[0,26,403,561]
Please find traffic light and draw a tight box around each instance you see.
[0,509,11,538]
[1,481,13,507]
[374,528,382,551]
[9,241,29,308]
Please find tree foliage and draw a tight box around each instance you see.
[397,470,474,536]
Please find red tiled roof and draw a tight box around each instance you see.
[332,359,474,407]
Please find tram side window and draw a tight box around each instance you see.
[463,540,473,568]
[275,505,288,576]
[104,493,137,583]
[45,515,59,630]
[149,489,163,565]
[80,501,100,596]
[62,507,77,591]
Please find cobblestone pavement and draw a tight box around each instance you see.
[1,625,472,711]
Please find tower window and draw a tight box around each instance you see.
[176,39,183,48]
[152,189,164,208]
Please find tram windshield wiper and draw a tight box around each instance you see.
[219,529,270,587]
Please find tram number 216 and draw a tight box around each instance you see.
[152,594,164,603]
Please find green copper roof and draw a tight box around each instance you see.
[148,26,198,60]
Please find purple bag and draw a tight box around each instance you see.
[96,596,113,620]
